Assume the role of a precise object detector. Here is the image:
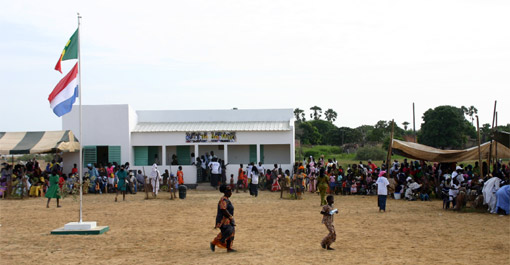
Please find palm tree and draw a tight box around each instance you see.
[461,105,478,125]
[324,109,338,123]
[309,106,322,120]
[294,108,305,122]
[467,106,478,125]
[402,121,410,131]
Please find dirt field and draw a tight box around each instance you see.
[1,190,509,265]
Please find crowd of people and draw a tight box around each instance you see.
[225,155,510,215]
[0,159,148,201]
[1,154,509,214]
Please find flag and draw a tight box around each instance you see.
[54,29,79,73]
[48,62,79,117]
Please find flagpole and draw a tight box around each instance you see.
[52,15,108,235]
[77,12,83,224]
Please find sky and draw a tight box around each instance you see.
[1,0,509,132]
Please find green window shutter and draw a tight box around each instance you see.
[249,145,257,164]
[83,146,97,167]
[177,146,191,165]
[148,146,160,165]
[260,145,264,164]
[108,146,121,165]
[134,146,148,166]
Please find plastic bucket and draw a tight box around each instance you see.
[394,193,401,200]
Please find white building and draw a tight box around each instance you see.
[62,105,295,186]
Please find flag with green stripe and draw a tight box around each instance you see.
[54,29,79,73]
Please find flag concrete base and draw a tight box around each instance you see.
[51,221,109,235]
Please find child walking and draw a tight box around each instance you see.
[229,174,235,190]
[169,173,177,200]
[320,195,338,250]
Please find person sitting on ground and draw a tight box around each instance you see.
[405,177,421,200]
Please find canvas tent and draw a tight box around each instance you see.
[494,131,510,149]
[0,130,80,155]
[391,139,510,163]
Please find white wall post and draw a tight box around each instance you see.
[194,144,199,162]
[162,145,166,166]
[224,144,228,164]
[256,144,260,163]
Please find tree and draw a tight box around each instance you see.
[461,105,478,125]
[293,108,305,122]
[309,120,337,145]
[355,125,374,144]
[324,108,338,123]
[480,123,491,142]
[309,106,322,120]
[298,122,322,145]
[337,127,363,145]
[418,105,475,149]
[402,121,410,131]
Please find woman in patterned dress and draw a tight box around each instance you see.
[210,185,236,252]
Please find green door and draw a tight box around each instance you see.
[108,146,121,165]
[249,145,256,164]
[83,146,97,167]
[134,146,148,166]
[176,146,191,165]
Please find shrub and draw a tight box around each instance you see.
[304,150,320,159]
[355,146,386,161]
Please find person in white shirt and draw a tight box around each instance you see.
[250,166,260,197]
[246,163,253,195]
[376,171,390,212]
[209,158,221,189]
[449,179,460,208]
[482,175,501,214]
[405,177,421,200]
[257,162,265,188]
[452,166,464,184]
[149,163,161,197]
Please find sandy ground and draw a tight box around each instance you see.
[1,189,509,265]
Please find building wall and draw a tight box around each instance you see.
[62,104,133,173]
[62,105,294,184]
[262,144,291,164]
[131,131,293,146]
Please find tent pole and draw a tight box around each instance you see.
[412,103,416,142]
[495,112,498,163]
[488,100,496,170]
[476,116,483,178]
[386,119,394,178]
[20,166,24,200]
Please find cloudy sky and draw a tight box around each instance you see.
[1,0,508,132]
